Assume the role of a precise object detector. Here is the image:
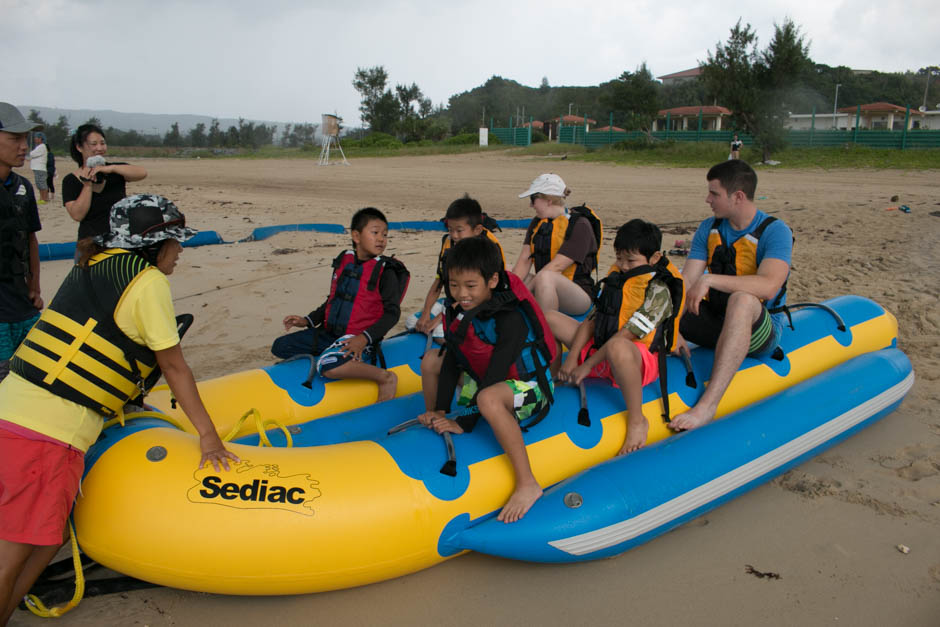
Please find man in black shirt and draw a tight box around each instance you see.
[0,103,43,381]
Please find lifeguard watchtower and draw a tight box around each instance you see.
[318,114,349,166]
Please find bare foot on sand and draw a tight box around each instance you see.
[669,405,714,431]
[498,481,543,523]
[377,371,398,402]
[618,414,649,455]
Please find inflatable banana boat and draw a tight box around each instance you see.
[73,295,911,595]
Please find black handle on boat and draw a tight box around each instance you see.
[176,313,194,340]
[387,418,420,435]
[680,346,697,388]
[577,381,590,427]
[785,302,847,332]
[387,413,462,476]
[281,354,318,389]
[439,432,457,477]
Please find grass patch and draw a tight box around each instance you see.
[549,140,939,170]
[107,140,939,168]
[512,143,588,157]
[107,143,515,160]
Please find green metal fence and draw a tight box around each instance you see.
[489,118,532,146]
[556,105,940,150]
[558,127,940,149]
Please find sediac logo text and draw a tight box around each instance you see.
[188,460,321,516]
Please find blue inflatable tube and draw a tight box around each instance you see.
[451,347,914,562]
[38,220,533,261]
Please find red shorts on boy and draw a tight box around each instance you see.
[578,339,659,387]
[0,428,84,545]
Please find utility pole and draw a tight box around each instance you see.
[922,67,938,111]
[832,84,841,129]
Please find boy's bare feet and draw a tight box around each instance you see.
[376,371,398,402]
[618,413,649,455]
[498,481,543,523]
[669,404,715,431]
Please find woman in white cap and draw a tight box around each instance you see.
[0,194,237,624]
[512,173,598,315]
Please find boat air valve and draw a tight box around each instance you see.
[146,446,168,462]
[563,492,583,508]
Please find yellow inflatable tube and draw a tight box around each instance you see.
[74,297,898,594]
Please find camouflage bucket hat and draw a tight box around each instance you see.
[96,194,198,249]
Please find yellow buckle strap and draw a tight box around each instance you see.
[222,408,294,448]
[24,520,84,618]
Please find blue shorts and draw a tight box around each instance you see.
[315,334,374,375]
[0,313,40,361]
[271,328,374,375]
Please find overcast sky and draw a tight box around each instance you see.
[8,0,938,127]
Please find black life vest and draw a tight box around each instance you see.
[0,173,34,297]
[10,250,160,419]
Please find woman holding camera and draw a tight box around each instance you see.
[62,124,148,242]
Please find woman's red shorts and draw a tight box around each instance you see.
[0,429,83,546]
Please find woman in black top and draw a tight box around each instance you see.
[62,124,147,240]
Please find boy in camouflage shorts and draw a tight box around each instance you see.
[547,220,684,455]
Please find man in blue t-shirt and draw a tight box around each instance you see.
[670,159,792,431]
[0,103,44,382]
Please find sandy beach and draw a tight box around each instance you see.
[11,153,939,626]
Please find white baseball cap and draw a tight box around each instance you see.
[518,173,567,198]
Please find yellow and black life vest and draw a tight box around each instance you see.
[528,205,601,286]
[437,228,505,280]
[592,255,686,421]
[705,216,786,311]
[10,250,160,419]
[592,256,685,354]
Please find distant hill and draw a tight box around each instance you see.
[17,105,301,135]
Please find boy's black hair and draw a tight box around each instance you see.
[351,207,388,232]
[706,159,757,200]
[447,236,502,281]
[445,194,483,227]
[613,219,662,260]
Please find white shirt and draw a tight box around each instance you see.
[28,143,47,172]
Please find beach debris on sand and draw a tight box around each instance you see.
[744,564,781,580]
[896,544,911,554]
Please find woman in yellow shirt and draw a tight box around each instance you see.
[0,194,238,624]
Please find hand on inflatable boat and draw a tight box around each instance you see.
[198,431,240,472]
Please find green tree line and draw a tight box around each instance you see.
[26,110,281,151]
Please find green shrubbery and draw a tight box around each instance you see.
[531,130,548,143]
[359,132,404,149]
[612,137,670,151]
[443,133,480,145]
